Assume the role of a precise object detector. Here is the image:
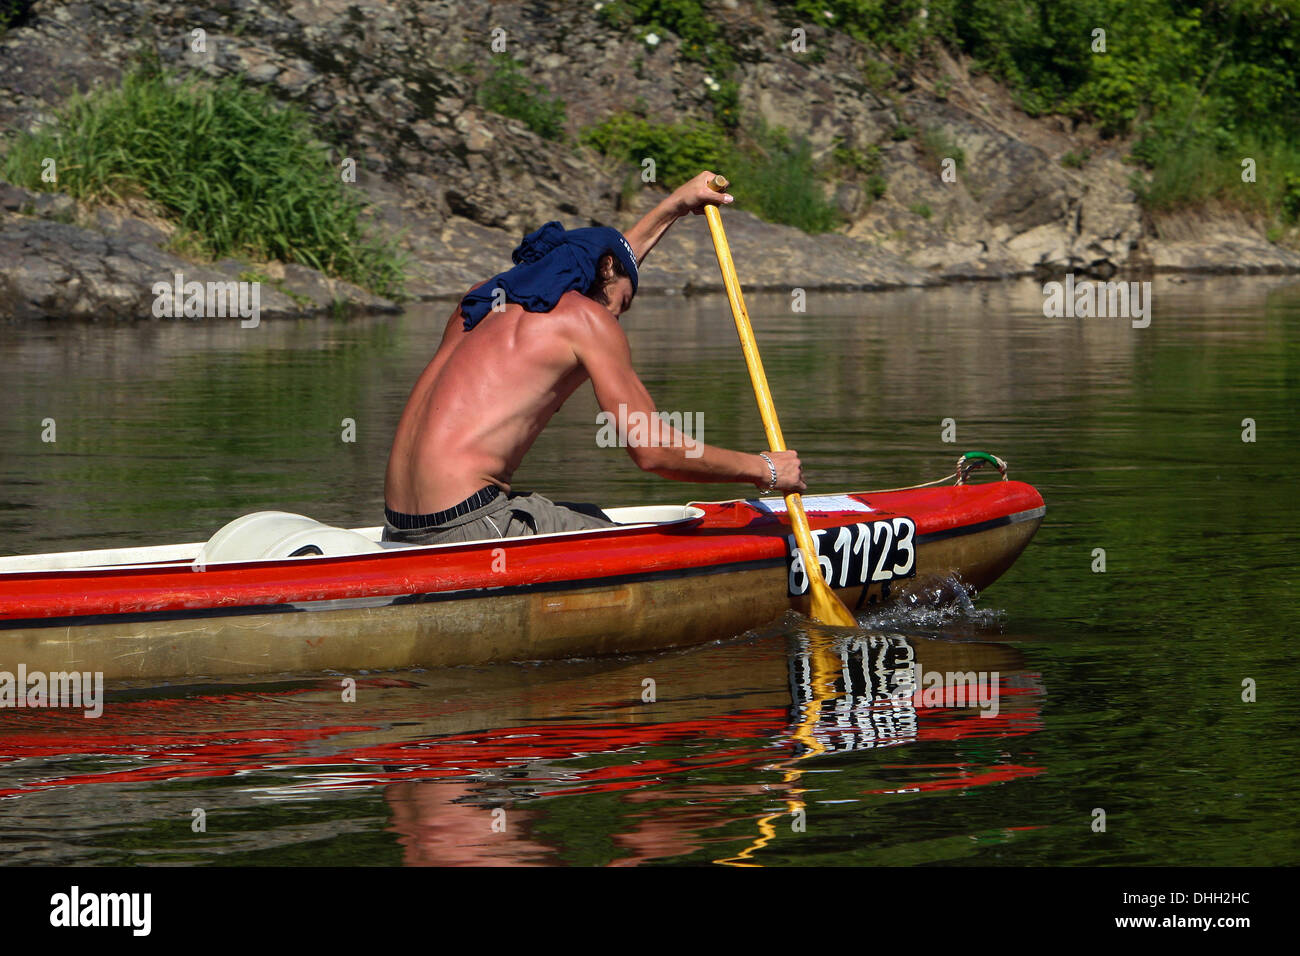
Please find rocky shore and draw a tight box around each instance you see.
[1,0,1297,320]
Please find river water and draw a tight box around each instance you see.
[1,275,1296,866]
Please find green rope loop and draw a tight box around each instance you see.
[956,451,1008,484]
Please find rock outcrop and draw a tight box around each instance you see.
[0,0,1296,320]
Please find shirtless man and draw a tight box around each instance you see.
[382,171,805,545]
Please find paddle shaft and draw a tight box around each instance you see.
[702,179,857,626]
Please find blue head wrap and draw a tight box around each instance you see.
[459,222,639,330]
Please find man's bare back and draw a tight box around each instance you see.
[383,172,805,539]
[384,291,606,515]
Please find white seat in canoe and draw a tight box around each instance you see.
[198,511,383,564]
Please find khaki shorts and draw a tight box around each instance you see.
[382,489,615,546]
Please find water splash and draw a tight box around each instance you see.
[856,576,1006,634]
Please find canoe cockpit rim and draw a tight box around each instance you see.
[0,504,710,575]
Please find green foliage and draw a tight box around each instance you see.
[476,57,568,141]
[708,76,741,129]
[582,113,843,233]
[777,0,950,59]
[729,122,843,232]
[937,0,1300,148]
[601,0,733,71]
[941,0,1100,117]
[862,58,897,94]
[1284,173,1300,225]
[909,202,932,219]
[599,1,739,125]
[0,0,31,33]
[833,141,887,200]
[918,125,964,170]
[891,124,915,141]
[774,0,1299,232]
[1,69,406,297]
[832,141,883,175]
[1133,135,1300,226]
[1060,150,1090,169]
[580,113,730,192]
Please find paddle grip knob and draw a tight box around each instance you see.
[708,175,729,192]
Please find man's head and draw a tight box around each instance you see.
[586,252,635,318]
[459,222,640,331]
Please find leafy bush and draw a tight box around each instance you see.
[1133,135,1300,225]
[582,113,843,233]
[778,0,949,59]
[730,122,843,233]
[600,0,733,72]
[1284,174,1300,225]
[1,69,405,296]
[581,114,730,192]
[476,57,568,141]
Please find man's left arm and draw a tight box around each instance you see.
[623,170,734,264]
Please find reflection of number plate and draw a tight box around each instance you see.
[787,518,917,596]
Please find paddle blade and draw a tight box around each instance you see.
[809,579,858,627]
[786,494,858,626]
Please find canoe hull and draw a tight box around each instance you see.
[1,483,1044,680]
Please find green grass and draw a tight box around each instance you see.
[1,68,406,297]
[582,113,842,233]
[1133,135,1300,226]
[729,123,842,232]
[476,57,567,140]
[918,126,965,171]
[909,202,933,219]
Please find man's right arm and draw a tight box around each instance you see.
[570,298,805,492]
[623,171,734,265]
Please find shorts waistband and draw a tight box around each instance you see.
[384,486,501,529]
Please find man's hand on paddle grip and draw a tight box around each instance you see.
[759,449,805,493]
[676,170,734,217]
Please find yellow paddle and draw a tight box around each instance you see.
[703,175,857,627]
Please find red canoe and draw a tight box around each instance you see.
[0,479,1044,681]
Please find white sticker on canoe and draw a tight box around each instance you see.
[752,494,874,514]
[788,517,917,596]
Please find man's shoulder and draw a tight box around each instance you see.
[547,291,618,331]
[551,289,607,315]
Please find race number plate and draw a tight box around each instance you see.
[787,517,917,596]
